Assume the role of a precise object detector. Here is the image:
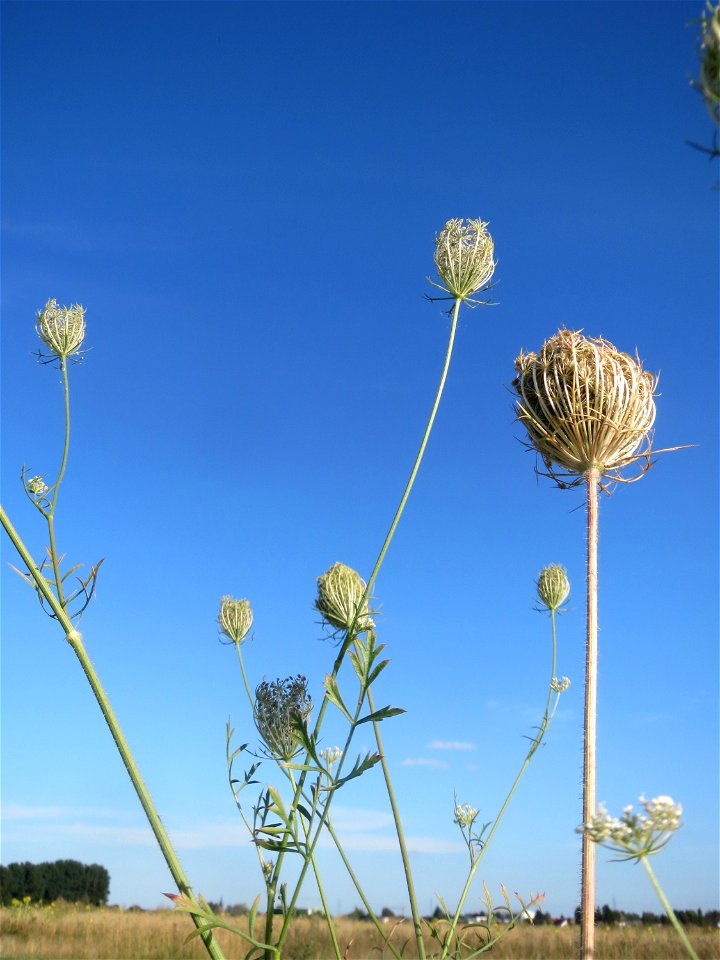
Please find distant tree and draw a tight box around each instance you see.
[0,860,109,905]
[346,907,369,921]
[381,907,395,918]
[533,909,551,925]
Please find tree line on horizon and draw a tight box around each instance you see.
[0,860,109,906]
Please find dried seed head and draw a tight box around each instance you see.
[315,562,374,635]
[537,565,570,612]
[254,675,312,761]
[433,218,496,301]
[218,596,253,645]
[36,299,86,359]
[551,676,571,693]
[513,329,658,487]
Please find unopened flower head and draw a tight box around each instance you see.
[315,562,375,636]
[513,330,658,487]
[580,795,682,860]
[25,476,49,498]
[254,675,312,761]
[433,218,496,301]
[551,676,571,693]
[454,803,478,828]
[36,299,86,360]
[537,564,570,612]
[218,596,253,645]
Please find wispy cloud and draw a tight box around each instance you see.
[427,740,477,752]
[401,758,448,769]
[1,803,462,854]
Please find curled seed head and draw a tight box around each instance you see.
[254,675,312,761]
[433,218,496,301]
[513,329,658,487]
[218,596,253,645]
[36,299,86,359]
[551,676,571,693]
[315,562,374,636]
[537,565,570,612]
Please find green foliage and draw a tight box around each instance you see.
[0,859,110,906]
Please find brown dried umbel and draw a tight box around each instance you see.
[513,329,658,489]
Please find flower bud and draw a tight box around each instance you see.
[433,218,496,300]
[218,596,253,645]
[536,564,570,612]
[315,562,374,635]
[36,299,86,359]
[25,476,49,498]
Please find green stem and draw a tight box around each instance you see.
[46,357,72,605]
[367,689,425,959]
[323,816,402,960]
[0,506,226,960]
[287,772,341,960]
[639,857,699,960]
[438,609,559,960]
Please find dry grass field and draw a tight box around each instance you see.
[0,905,718,960]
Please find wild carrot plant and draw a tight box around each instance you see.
[170,223,573,960]
[582,796,699,960]
[5,223,572,960]
[0,302,226,960]
[512,330,683,960]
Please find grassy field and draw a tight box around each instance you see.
[1,905,718,960]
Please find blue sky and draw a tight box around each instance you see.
[1,0,717,921]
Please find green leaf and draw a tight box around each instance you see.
[356,705,405,726]
[367,658,391,686]
[323,675,353,722]
[334,751,381,788]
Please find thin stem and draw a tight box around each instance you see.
[365,297,461,599]
[639,857,700,960]
[581,470,600,960]
[439,607,559,960]
[287,771,341,960]
[46,357,72,605]
[367,689,425,959]
[323,816,402,960]
[0,506,226,960]
[357,298,462,960]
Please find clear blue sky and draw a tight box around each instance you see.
[1,1,717,921]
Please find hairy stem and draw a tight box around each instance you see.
[580,470,599,960]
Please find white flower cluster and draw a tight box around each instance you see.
[551,676,571,693]
[25,476,49,498]
[321,746,343,770]
[581,795,682,859]
[453,803,478,828]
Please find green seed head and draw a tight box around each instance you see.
[433,218,496,301]
[218,596,253,645]
[254,675,312,761]
[315,562,374,635]
[537,564,570,612]
[36,299,86,359]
